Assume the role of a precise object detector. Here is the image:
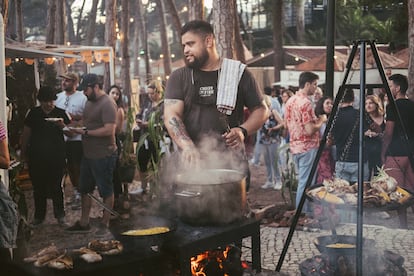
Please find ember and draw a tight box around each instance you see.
[190,245,243,276]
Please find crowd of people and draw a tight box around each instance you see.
[2,20,414,265]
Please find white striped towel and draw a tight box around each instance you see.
[216,58,246,115]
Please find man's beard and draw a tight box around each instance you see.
[87,90,97,101]
[64,86,75,93]
[185,49,209,69]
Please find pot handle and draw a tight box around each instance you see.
[175,191,201,198]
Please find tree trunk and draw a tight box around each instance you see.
[121,0,131,104]
[188,0,204,20]
[86,0,99,45]
[46,0,56,44]
[212,0,235,59]
[233,1,245,63]
[104,0,117,91]
[75,0,86,44]
[164,0,181,40]
[140,2,151,84]
[66,0,75,43]
[0,0,9,34]
[295,0,305,44]
[154,0,172,78]
[408,0,414,100]
[55,0,65,44]
[15,0,23,42]
[132,1,141,79]
[272,1,284,82]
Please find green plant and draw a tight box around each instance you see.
[136,105,167,198]
[278,143,298,207]
[119,107,136,168]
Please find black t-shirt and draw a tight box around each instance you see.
[332,106,368,162]
[24,106,71,161]
[385,98,414,156]
[166,66,263,145]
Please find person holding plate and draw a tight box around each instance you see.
[21,86,71,226]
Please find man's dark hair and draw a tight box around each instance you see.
[343,88,355,103]
[181,20,214,38]
[389,74,408,94]
[298,71,319,89]
[264,86,272,96]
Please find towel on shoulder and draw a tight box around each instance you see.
[216,58,246,115]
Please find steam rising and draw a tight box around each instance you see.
[158,134,248,225]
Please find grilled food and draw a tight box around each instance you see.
[87,239,123,255]
[47,254,73,270]
[73,247,103,263]
[24,244,59,263]
[121,226,170,236]
[80,252,103,263]
[25,245,71,269]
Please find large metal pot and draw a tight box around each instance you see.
[174,169,247,226]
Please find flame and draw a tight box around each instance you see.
[190,246,235,276]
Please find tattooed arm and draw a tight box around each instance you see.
[164,99,200,166]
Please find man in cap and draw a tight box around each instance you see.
[55,72,87,210]
[65,74,117,236]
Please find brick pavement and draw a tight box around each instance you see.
[241,209,414,275]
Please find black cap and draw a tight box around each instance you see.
[37,86,57,101]
[78,73,100,90]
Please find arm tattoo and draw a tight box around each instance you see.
[169,117,191,141]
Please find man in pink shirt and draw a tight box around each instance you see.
[285,71,327,211]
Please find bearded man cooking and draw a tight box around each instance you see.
[164,20,267,190]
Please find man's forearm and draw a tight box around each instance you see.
[166,116,195,150]
[242,105,268,135]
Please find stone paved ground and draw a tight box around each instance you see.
[242,221,414,275]
[21,161,414,275]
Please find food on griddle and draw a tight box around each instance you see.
[315,189,345,204]
[87,239,123,255]
[326,243,355,248]
[370,166,397,193]
[34,251,64,267]
[24,244,59,263]
[73,247,103,263]
[24,244,72,269]
[80,252,103,263]
[390,186,412,203]
[47,254,73,270]
[121,226,170,236]
[309,168,411,206]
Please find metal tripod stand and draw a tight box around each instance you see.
[276,40,403,275]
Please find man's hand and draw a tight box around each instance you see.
[181,145,200,169]
[319,114,328,124]
[222,127,245,149]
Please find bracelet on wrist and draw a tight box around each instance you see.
[236,126,248,139]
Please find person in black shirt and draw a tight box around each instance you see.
[332,88,369,183]
[381,74,414,228]
[21,86,71,226]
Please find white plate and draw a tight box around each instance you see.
[45,118,62,122]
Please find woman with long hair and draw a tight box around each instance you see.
[136,80,164,193]
[365,94,385,178]
[107,85,125,204]
[314,96,334,184]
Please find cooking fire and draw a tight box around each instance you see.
[190,245,244,276]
